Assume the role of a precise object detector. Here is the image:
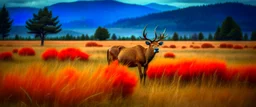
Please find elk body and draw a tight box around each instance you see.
[107,45,125,64]
[116,26,167,84]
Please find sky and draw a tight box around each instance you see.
[1,0,256,8]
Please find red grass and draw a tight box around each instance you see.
[164,52,175,58]
[18,47,35,56]
[233,45,244,49]
[57,48,89,61]
[244,45,248,48]
[162,45,169,48]
[190,45,193,48]
[42,48,59,60]
[0,62,137,105]
[227,44,233,48]
[253,46,256,49]
[193,46,200,49]
[169,45,176,48]
[12,49,18,53]
[201,43,214,48]
[181,46,186,49]
[147,59,227,81]
[224,65,256,83]
[0,52,13,60]
[85,42,103,47]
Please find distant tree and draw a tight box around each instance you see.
[94,26,110,40]
[81,34,85,40]
[118,36,121,40]
[179,36,183,41]
[172,32,179,41]
[111,33,117,40]
[198,32,204,41]
[208,33,213,41]
[191,33,198,40]
[26,7,61,46]
[0,4,13,40]
[15,34,19,40]
[214,26,221,40]
[251,31,256,41]
[243,33,248,41]
[220,16,242,40]
[90,35,94,40]
[85,34,89,40]
[131,35,136,40]
[183,35,187,41]
[65,34,72,40]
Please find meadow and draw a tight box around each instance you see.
[0,40,256,107]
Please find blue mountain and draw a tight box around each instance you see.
[109,3,256,31]
[145,3,178,11]
[8,0,159,28]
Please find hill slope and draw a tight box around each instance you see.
[110,3,256,31]
[145,3,178,11]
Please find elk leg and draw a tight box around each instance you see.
[143,65,148,85]
[136,63,143,83]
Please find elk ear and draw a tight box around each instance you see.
[158,41,163,46]
[145,41,151,45]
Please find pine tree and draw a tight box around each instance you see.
[179,36,183,41]
[220,16,242,40]
[214,26,221,40]
[0,4,13,40]
[198,32,204,41]
[131,35,136,41]
[191,33,198,40]
[81,34,85,40]
[172,32,179,41]
[183,35,187,41]
[243,33,248,41]
[15,34,19,40]
[111,33,117,40]
[26,7,61,46]
[208,33,213,41]
[251,31,256,41]
[94,26,110,40]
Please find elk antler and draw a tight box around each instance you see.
[153,26,158,41]
[156,28,167,42]
[140,25,153,42]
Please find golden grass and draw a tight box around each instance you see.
[0,41,256,107]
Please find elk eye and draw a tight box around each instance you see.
[158,41,163,46]
[145,41,151,45]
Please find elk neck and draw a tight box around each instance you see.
[144,47,156,65]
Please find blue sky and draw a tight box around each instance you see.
[1,0,256,8]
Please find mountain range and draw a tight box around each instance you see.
[109,3,256,31]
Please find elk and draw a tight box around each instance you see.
[107,45,125,65]
[117,26,167,84]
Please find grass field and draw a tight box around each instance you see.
[0,41,256,107]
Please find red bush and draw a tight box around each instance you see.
[233,45,244,49]
[253,46,256,49]
[227,44,233,48]
[0,52,13,60]
[12,49,18,53]
[244,45,248,48]
[164,52,175,58]
[193,46,200,49]
[0,61,138,105]
[219,43,227,48]
[85,42,103,47]
[169,45,176,48]
[42,48,58,60]
[18,47,35,56]
[181,46,186,49]
[57,48,89,61]
[190,45,193,48]
[224,65,256,83]
[201,43,214,48]
[147,59,227,81]
[162,45,169,48]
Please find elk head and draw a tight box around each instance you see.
[141,25,167,53]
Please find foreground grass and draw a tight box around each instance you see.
[0,41,256,107]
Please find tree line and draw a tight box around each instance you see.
[0,5,256,46]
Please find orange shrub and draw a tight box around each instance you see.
[0,52,13,60]
[85,42,103,47]
[57,48,89,61]
[233,45,243,49]
[162,45,169,48]
[164,52,175,58]
[18,47,35,56]
[193,46,200,49]
[253,46,256,49]
[12,49,18,53]
[147,59,227,81]
[169,45,176,48]
[201,43,214,48]
[0,62,138,105]
[190,45,193,48]
[42,48,59,60]
[244,45,248,48]
[181,46,186,49]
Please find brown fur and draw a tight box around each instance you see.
[107,45,125,65]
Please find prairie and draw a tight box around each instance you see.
[0,41,256,107]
